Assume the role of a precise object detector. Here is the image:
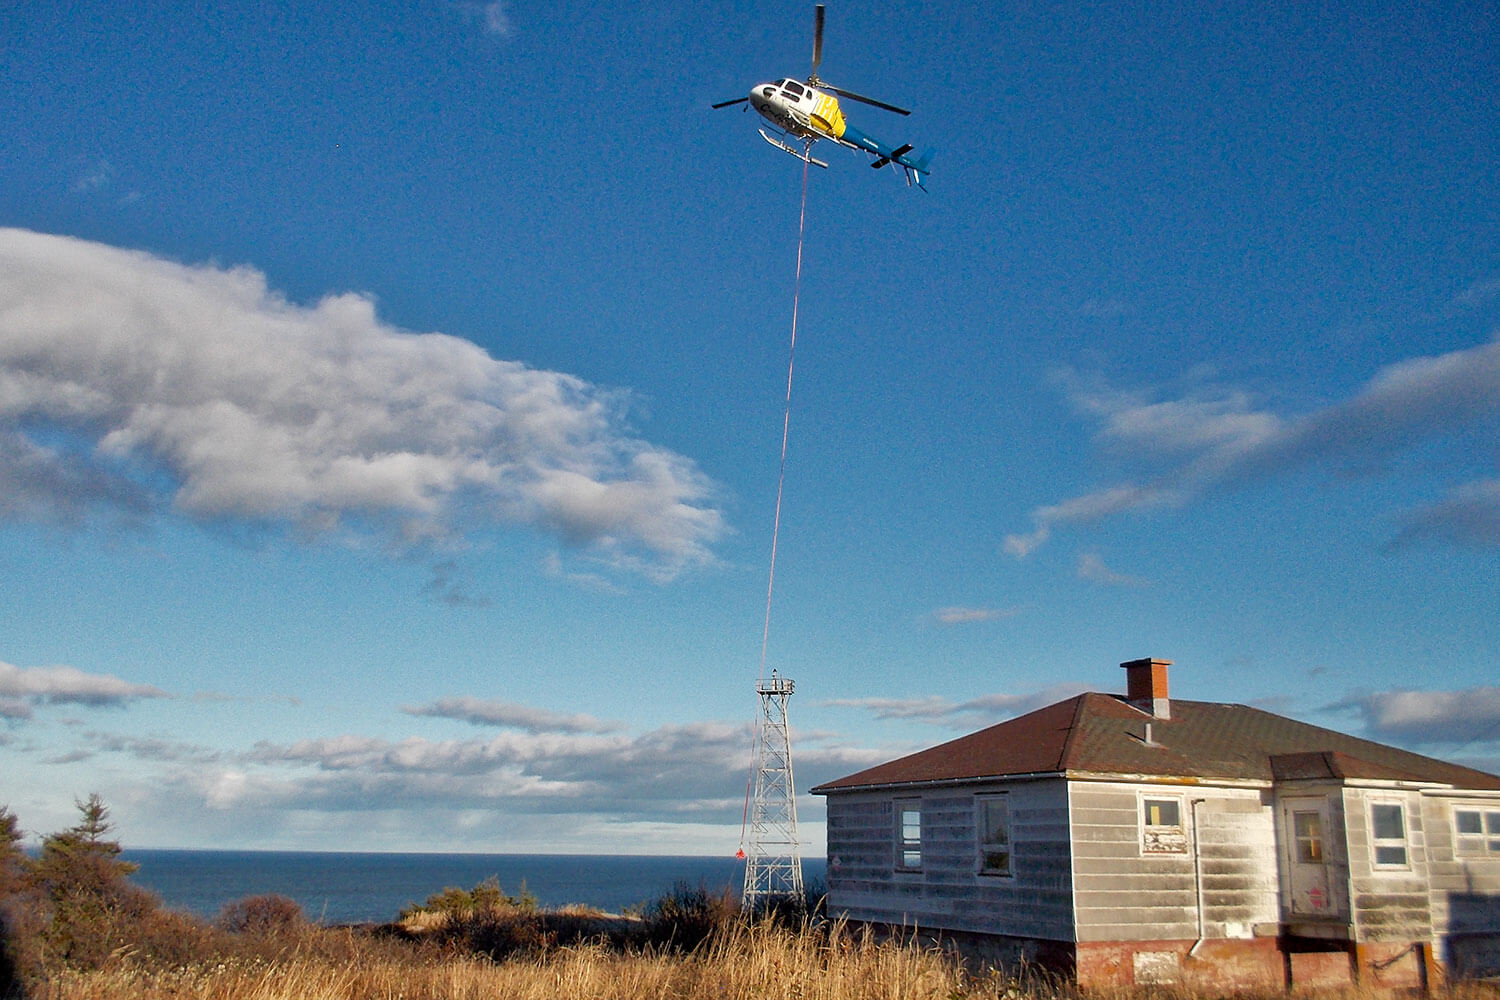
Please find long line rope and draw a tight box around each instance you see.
[740,155,812,857]
[760,156,811,687]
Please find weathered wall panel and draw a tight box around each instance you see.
[823,779,1074,941]
[1341,786,1433,943]
[1071,781,1278,944]
[1422,793,1500,977]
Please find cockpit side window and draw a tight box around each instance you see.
[782,80,805,98]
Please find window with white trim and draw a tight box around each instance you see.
[1141,795,1187,854]
[1454,807,1500,855]
[1370,802,1409,868]
[975,794,1011,876]
[895,799,922,871]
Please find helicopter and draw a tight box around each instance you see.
[712,5,931,189]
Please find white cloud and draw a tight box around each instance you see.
[1330,686,1500,748]
[931,605,1020,625]
[1451,276,1500,312]
[1005,336,1500,555]
[228,721,750,816]
[18,696,903,849]
[72,158,111,193]
[482,1,512,36]
[403,696,622,734]
[0,229,723,579]
[825,681,1090,729]
[0,660,167,708]
[1076,551,1149,587]
[1004,483,1175,558]
[1396,477,1500,549]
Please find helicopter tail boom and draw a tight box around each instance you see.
[841,125,932,189]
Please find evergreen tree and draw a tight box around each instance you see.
[0,807,25,898]
[28,794,150,969]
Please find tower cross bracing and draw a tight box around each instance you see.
[741,670,804,910]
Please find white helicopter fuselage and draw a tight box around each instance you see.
[748,78,849,144]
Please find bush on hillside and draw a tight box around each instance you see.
[639,881,738,952]
[215,894,306,937]
[399,876,537,922]
[0,806,30,998]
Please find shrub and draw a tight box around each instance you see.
[126,904,227,968]
[0,806,31,998]
[399,876,536,922]
[639,881,738,953]
[443,907,551,961]
[215,894,306,937]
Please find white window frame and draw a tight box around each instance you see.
[1369,800,1410,870]
[895,798,922,872]
[1454,806,1500,856]
[975,793,1012,877]
[1140,793,1187,855]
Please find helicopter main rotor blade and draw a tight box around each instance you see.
[810,5,825,81]
[711,97,749,109]
[828,85,910,116]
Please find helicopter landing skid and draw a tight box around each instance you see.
[758,129,829,169]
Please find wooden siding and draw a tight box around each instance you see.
[1071,781,1277,944]
[1340,786,1433,943]
[822,779,1074,940]
[1420,794,1500,977]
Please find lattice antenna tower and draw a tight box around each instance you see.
[742,670,804,911]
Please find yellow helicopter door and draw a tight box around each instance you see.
[809,92,846,139]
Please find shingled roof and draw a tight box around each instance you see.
[811,692,1500,793]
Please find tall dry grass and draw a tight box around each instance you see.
[27,919,1500,1000]
[29,919,977,1000]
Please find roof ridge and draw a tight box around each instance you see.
[1056,692,1096,771]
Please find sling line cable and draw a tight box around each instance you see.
[737,155,811,906]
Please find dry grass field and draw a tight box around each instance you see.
[27,918,1500,1000]
[25,919,981,1000]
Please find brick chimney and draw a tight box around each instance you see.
[1122,658,1172,719]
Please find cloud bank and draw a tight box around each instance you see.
[930,606,1020,626]
[825,681,1091,729]
[1331,686,1500,748]
[403,696,622,734]
[1004,336,1500,556]
[0,229,722,579]
[0,660,168,713]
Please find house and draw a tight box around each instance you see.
[810,658,1500,989]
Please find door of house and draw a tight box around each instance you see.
[1280,796,1341,918]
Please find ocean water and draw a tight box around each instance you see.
[125,850,826,925]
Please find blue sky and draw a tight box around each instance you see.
[2,0,1497,855]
